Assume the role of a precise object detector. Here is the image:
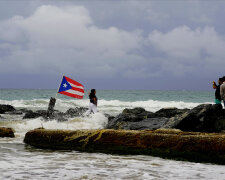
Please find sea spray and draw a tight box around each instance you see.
[0,98,204,115]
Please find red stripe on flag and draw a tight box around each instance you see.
[65,76,83,87]
[71,86,85,93]
[59,91,83,99]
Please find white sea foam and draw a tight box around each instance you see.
[1,112,108,142]
[0,97,210,142]
[0,98,208,114]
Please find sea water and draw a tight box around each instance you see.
[0,89,224,180]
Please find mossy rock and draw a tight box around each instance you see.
[0,127,15,138]
[24,128,225,164]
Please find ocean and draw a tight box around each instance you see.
[0,89,224,180]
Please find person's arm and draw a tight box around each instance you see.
[212,81,217,89]
[93,97,97,106]
[220,85,224,99]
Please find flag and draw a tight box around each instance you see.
[58,76,84,99]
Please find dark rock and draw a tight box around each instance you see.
[0,127,15,138]
[4,110,23,115]
[163,104,225,132]
[104,114,115,121]
[152,108,190,118]
[18,108,31,113]
[109,117,169,130]
[0,104,16,114]
[65,107,88,118]
[47,97,56,115]
[107,105,225,132]
[107,107,155,129]
[23,110,44,119]
[49,111,67,122]
[23,107,88,121]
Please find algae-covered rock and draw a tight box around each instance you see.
[0,127,15,138]
[24,128,225,164]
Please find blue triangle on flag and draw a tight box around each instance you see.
[58,76,72,92]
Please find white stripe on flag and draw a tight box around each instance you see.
[68,82,84,89]
[66,89,84,96]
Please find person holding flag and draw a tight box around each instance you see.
[85,89,98,115]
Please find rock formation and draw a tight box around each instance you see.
[24,128,225,164]
[0,127,15,138]
[108,104,225,132]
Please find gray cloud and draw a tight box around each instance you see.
[148,26,225,75]
[0,1,225,90]
[0,5,143,78]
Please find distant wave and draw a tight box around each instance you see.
[0,98,211,114]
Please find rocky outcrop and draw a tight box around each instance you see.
[107,107,188,130]
[64,107,88,118]
[107,107,156,130]
[108,105,225,132]
[163,104,225,132]
[23,107,88,121]
[0,104,16,114]
[0,127,15,138]
[153,107,190,118]
[24,128,225,164]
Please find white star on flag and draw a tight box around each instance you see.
[63,83,67,88]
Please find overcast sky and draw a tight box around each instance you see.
[0,0,225,90]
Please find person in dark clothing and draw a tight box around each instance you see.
[213,78,223,104]
[220,76,225,107]
[85,89,98,115]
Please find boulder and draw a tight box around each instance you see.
[22,107,88,121]
[163,104,225,132]
[152,107,190,118]
[65,107,88,118]
[23,110,67,121]
[0,127,15,138]
[0,104,16,114]
[23,110,45,119]
[4,110,23,115]
[108,117,168,130]
[107,107,154,129]
[24,128,225,164]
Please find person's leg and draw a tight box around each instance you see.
[90,103,97,113]
[92,104,97,113]
[84,103,92,116]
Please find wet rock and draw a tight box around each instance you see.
[23,110,45,119]
[24,128,225,165]
[49,111,67,122]
[0,104,16,114]
[22,107,88,121]
[65,107,88,118]
[152,107,190,118]
[163,104,225,132]
[23,109,67,121]
[0,127,15,138]
[4,110,23,115]
[112,117,169,130]
[18,108,30,113]
[107,107,160,130]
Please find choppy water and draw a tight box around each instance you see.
[1,89,224,180]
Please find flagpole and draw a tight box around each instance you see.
[55,74,65,99]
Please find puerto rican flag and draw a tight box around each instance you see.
[58,76,84,99]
